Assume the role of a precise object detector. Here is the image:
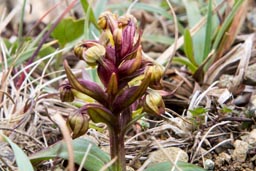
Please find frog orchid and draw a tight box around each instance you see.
[59,11,165,171]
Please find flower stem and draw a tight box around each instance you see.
[109,127,126,171]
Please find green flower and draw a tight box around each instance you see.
[74,41,106,67]
[66,109,90,138]
[143,89,165,115]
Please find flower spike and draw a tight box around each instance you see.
[145,64,164,89]
[61,11,166,171]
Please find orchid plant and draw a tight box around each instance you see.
[60,11,165,171]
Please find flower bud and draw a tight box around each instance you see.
[100,29,115,47]
[120,21,136,58]
[143,90,165,115]
[118,46,142,75]
[118,14,137,28]
[113,28,122,48]
[84,44,106,67]
[145,64,164,89]
[74,43,85,60]
[98,14,107,29]
[66,110,90,138]
[74,42,106,67]
[59,83,74,102]
[107,72,118,95]
[97,11,117,31]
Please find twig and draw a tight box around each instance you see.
[219,117,254,122]
[0,155,14,171]
[78,143,92,171]
[51,113,74,171]
[0,90,15,105]
[196,138,232,161]
[128,141,152,167]
[100,157,117,171]
[191,121,231,162]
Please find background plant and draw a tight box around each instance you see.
[169,0,246,83]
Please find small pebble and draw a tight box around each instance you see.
[204,159,214,171]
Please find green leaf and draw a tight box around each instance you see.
[18,0,27,43]
[30,138,110,171]
[51,17,84,47]
[145,161,206,171]
[189,107,208,116]
[203,0,213,60]
[182,0,205,64]
[108,3,172,20]
[183,29,197,66]
[38,46,55,58]
[80,0,98,27]
[220,106,233,114]
[143,34,174,45]
[173,57,197,73]
[182,0,202,28]
[0,133,34,171]
[108,2,185,35]
[7,42,56,67]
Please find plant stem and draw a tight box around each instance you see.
[109,127,126,171]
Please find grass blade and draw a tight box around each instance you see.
[173,57,197,73]
[182,0,205,64]
[18,0,27,42]
[214,0,247,60]
[183,29,197,66]
[143,34,174,45]
[182,0,202,27]
[108,2,172,20]
[212,0,244,50]
[80,0,98,27]
[203,0,212,60]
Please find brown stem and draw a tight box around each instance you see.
[109,126,126,171]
